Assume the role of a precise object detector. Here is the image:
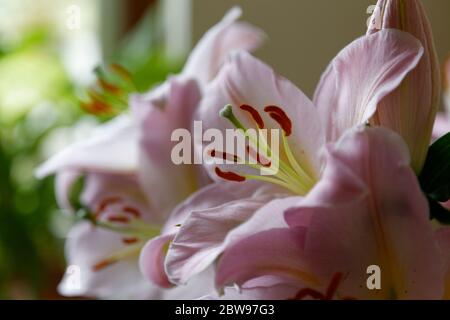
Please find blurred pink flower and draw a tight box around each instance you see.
[36,6,264,299]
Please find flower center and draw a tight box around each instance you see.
[210,104,315,195]
[81,63,136,117]
[77,196,160,271]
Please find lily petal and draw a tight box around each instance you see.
[287,127,444,299]
[36,115,138,178]
[59,222,158,299]
[197,50,324,181]
[216,127,445,300]
[139,234,175,288]
[314,29,423,142]
[162,180,281,235]
[215,227,311,290]
[131,77,202,212]
[166,193,299,285]
[183,6,265,88]
[166,198,268,285]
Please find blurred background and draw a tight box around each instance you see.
[0,0,449,299]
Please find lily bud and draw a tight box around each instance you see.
[368,0,441,173]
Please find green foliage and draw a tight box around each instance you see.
[0,25,80,299]
[420,132,450,202]
[420,132,450,224]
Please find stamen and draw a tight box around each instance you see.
[98,78,122,95]
[122,206,141,218]
[215,167,246,182]
[324,272,343,300]
[240,104,265,129]
[81,100,113,115]
[292,288,325,300]
[91,243,143,272]
[95,196,122,217]
[217,104,314,196]
[246,146,271,168]
[291,272,351,300]
[110,63,133,81]
[281,134,315,187]
[122,237,140,245]
[92,259,117,272]
[264,106,292,136]
[209,149,240,163]
[107,215,130,224]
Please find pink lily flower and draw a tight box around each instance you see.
[36,7,264,298]
[57,172,205,299]
[165,28,424,286]
[215,127,450,300]
[367,0,441,173]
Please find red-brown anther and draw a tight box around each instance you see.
[98,78,122,95]
[240,104,265,129]
[292,288,325,300]
[122,237,139,245]
[81,100,113,115]
[292,272,351,300]
[110,63,133,81]
[122,206,141,218]
[84,90,116,115]
[214,167,246,182]
[264,106,292,136]
[209,149,239,163]
[246,146,271,168]
[92,259,117,272]
[107,215,130,224]
[95,196,122,217]
[324,272,343,300]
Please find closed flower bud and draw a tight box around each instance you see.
[368,0,441,173]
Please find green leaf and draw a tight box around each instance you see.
[419,132,450,202]
[427,196,450,225]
